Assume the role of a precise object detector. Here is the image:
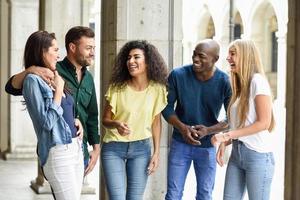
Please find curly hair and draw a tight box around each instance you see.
[110,40,168,88]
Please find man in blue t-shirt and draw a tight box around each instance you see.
[162,39,231,200]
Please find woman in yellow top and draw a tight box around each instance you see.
[102,40,168,200]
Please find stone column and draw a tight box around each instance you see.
[0,0,10,153]
[214,34,230,71]
[267,30,287,200]
[100,0,183,199]
[285,0,300,199]
[275,31,287,106]
[5,0,50,194]
[6,0,39,160]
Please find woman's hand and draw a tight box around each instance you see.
[147,153,159,175]
[116,121,131,136]
[216,142,226,167]
[211,132,231,146]
[75,118,84,140]
[51,71,64,92]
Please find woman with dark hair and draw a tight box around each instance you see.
[102,40,168,200]
[22,31,84,200]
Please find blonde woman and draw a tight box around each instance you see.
[211,39,275,200]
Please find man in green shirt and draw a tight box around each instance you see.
[5,26,100,175]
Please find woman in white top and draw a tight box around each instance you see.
[211,39,275,200]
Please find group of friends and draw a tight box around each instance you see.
[5,26,275,200]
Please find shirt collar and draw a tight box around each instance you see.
[62,57,87,74]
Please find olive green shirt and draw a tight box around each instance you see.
[57,57,99,160]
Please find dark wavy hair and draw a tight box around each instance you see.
[24,31,56,69]
[110,40,168,88]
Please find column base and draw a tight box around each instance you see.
[4,146,37,160]
[30,179,51,194]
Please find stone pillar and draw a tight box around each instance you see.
[267,30,287,200]
[5,0,39,160]
[0,0,10,154]
[285,0,300,199]
[214,34,230,71]
[100,0,183,199]
[275,31,287,106]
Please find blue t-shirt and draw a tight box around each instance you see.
[162,65,231,148]
[61,93,77,138]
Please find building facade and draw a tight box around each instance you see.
[1,0,300,200]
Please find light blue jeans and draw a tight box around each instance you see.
[165,138,216,200]
[101,139,151,200]
[223,140,275,200]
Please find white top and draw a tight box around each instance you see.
[230,73,273,153]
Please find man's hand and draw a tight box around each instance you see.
[193,125,209,139]
[27,66,54,85]
[179,125,201,145]
[84,144,100,176]
[74,118,83,140]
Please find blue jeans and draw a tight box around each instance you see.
[101,139,151,200]
[165,138,216,200]
[223,140,275,200]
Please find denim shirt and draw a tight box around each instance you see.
[23,74,72,166]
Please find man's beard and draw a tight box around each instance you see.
[76,57,91,67]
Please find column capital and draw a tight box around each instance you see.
[276,31,287,42]
[9,0,39,7]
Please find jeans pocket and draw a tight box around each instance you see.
[268,152,275,165]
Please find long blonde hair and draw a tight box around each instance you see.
[227,39,275,132]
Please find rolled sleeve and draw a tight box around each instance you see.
[162,71,177,121]
[49,102,64,116]
[5,76,22,96]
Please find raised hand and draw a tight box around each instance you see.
[116,121,131,136]
[51,70,64,91]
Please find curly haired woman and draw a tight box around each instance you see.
[102,40,168,200]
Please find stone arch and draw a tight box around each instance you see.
[196,5,215,41]
[233,11,244,39]
[250,1,278,97]
[182,4,215,64]
[218,6,245,70]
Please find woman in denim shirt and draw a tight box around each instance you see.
[22,31,84,200]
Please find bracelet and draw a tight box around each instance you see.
[222,132,231,141]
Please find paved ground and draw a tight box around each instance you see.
[0,159,99,200]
